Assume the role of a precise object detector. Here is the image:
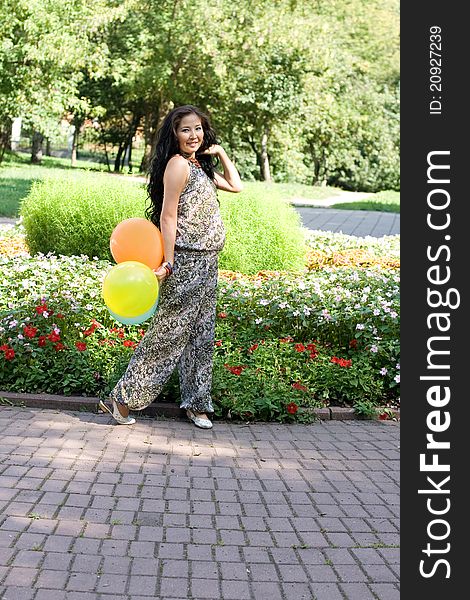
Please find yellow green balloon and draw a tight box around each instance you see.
[102,261,159,318]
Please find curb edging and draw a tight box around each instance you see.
[0,390,400,422]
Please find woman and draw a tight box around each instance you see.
[100,105,242,428]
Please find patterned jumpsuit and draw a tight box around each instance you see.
[109,160,226,414]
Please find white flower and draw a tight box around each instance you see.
[255,318,263,324]
[373,309,380,316]
[9,320,18,328]
[370,345,378,353]
[396,363,400,370]
[394,374,400,383]
[17,334,24,340]
[380,367,388,376]
[356,324,365,330]
[259,299,269,306]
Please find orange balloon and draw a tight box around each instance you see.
[110,218,164,270]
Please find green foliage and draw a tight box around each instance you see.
[353,399,379,420]
[1,0,400,191]
[20,173,147,260]
[218,184,306,274]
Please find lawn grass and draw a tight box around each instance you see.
[0,152,124,218]
[333,190,400,213]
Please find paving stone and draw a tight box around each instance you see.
[190,577,221,598]
[35,570,69,589]
[0,408,400,598]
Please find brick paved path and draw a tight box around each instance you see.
[0,408,399,600]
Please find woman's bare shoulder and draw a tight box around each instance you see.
[164,155,190,188]
[167,154,188,168]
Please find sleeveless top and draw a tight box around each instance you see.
[174,160,226,253]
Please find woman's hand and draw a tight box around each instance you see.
[201,144,221,156]
[153,265,168,283]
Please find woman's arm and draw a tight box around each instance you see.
[153,155,189,282]
[203,145,243,193]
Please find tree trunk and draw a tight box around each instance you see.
[127,143,133,173]
[0,125,9,165]
[31,131,44,164]
[71,125,80,167]
[114,143,124,172]
[260,128,271,182]
[45,139,52,156]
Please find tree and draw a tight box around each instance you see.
[0,0,126,163]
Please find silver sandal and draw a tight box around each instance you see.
[186,409,213,429]
[99,399,136,425]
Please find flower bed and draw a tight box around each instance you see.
[0,226,400,422]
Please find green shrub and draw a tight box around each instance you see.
[20,173,147,261]
[20,174,307,274]
[218,183,306,274]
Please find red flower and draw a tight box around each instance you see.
[35,303,48,315]
[292,382,307,392]
[215,340,223,347]
[349,339,358,349]
[379,413,388,420]
[47,331,61,343]
[123,340,137,349]
[56,313,64,319]
[279,336,294,343]
[83,320,101,337]
[224,364,245,376]
[331,357,352,367]
[23,325,38,339]
[294,343,306,352]
[54,343,65,351]
[38,336,47,347]
[217,312,227,319]
[0,344,9,352]
[4,348,15,360]
[249,343,258,352]
[75,342,87,351]
[286,402,298,415]
[138,329,145,337]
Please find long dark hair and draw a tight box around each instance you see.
[146,105,218,227]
